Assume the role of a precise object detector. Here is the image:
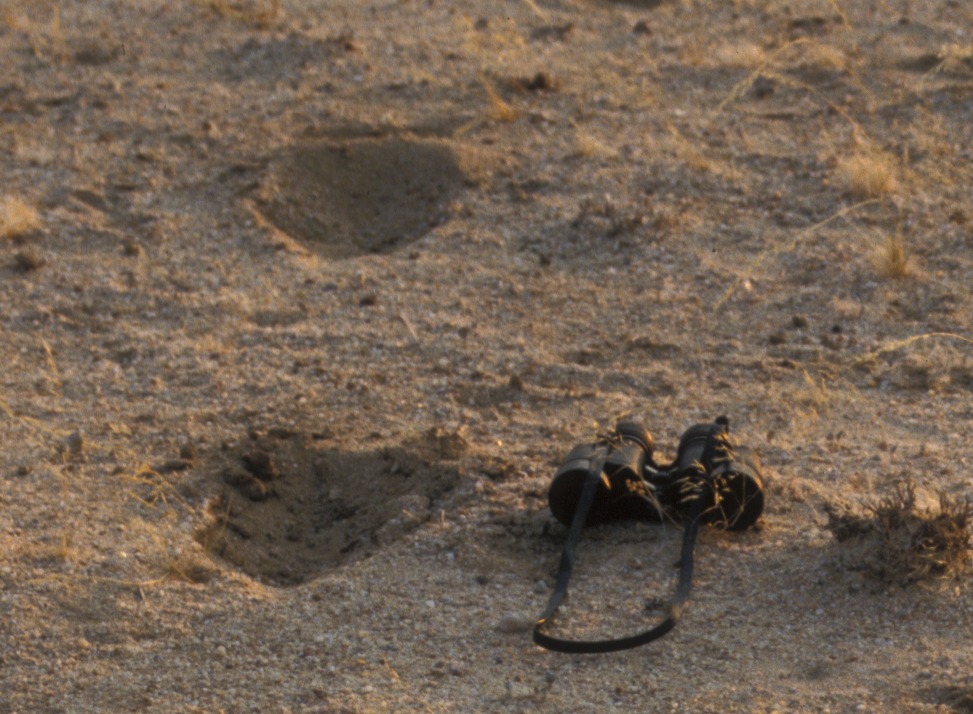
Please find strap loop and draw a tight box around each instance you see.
[533,474,706,654]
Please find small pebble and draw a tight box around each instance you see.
[122,239,143,257]
[14,249,46,272]
[64,431,85,454]
[497,613,532,634]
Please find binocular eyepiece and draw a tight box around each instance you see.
[548,416,764,531]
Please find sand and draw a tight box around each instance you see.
[1,0,972,711]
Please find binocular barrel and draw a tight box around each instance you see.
[547,418,764,530]
[547,422,659,527]
[669,419,764,531]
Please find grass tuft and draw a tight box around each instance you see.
[199,0,280,28]
[930,43,973,75]
[835,150,898,199]
[827,481,972,586]
[800,42,848,73]
[871,231,912,279]
[572,128,617,161]
[0,195,41,241]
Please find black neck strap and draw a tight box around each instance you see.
[533,472,705,654]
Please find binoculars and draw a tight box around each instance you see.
[534,417,764,653]
[548,416,764,531]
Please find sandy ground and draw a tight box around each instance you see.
[2,0,973,711]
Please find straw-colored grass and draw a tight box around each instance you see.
[0,195,41,241]
[871,232,913,279]
[835,151,898,199]
[480,75,519,123]
[713,41,767,69]
[828,481,972,586]
[198,0,280,28]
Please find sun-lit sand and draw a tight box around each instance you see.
[1,1,972,711]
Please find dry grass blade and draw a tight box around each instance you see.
[521,0,548,21]
[716,38,858,121]
[120,463,195,513]
[850,332,973,367]
[716,39,811,112]
[714,199,877,311]
[480,75,519,122]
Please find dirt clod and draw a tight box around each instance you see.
[13,249,45,272]
[241,449,278,481]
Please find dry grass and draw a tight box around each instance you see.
[799,42,849,73]
[713,41,767,69]
[929,43,973,76]
[520,0,548,21]
[0,195,41,241]
[716,38,855,114]
[0,1,66,60]
[198,0,280,28]
[781,369,834,438]
[572,128,617,161]
[715,200,878,311]
[850,333,973,367]
[871,231,913,279]
[117,464,220,585]
[665,123,717,173]
[41,339,62,397]
[835,150,898,199]
[480,75,519,122]
[827,481,973,586]
[163,549,218,584]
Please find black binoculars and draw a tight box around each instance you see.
[534,417,764,653]
[548,416,764,531]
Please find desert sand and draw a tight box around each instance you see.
[1,0,972,711]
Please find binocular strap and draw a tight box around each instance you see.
[533,472,705,654]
